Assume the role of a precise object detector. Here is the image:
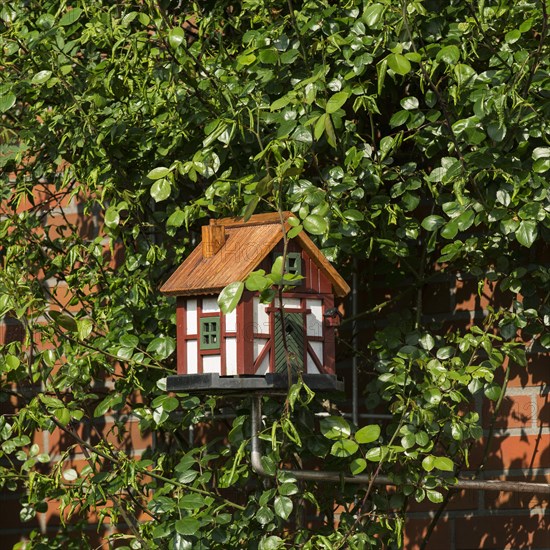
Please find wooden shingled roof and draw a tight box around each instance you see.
[160,212,350,297]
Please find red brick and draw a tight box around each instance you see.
[455,278,491,312]
[407,488,477,513]
[0,321,25,345]
[404,517,452,550]
[537,394,549,428]
[483,395,535,429]
[455,514,549,549]
[469,434,550,470]
[498,354,548,388]
[46,212,97,241]
[484,473,550,510]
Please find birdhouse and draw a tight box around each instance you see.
[160,212,350,392]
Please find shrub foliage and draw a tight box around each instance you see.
[0,0,548,548]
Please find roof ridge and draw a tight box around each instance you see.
[212,211,294,227]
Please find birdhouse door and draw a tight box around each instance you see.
[274,312,304,374]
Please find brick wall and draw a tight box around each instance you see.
[0,182,154,548]
[350,271,550,549]
[1,186,548,548]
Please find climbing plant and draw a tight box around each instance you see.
[0,0,549,548]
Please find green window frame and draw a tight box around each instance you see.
[200,317,220,350]
[285,252,302,283]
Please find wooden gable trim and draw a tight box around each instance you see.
[295,230,351,297]
[237,291,254,374]
[176,297,187,375]
[215,211,290,227]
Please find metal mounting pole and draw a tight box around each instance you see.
[250,396,550,494]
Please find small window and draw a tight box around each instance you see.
[200,317,220,350]
[285,252,302,284]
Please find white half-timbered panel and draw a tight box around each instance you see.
[254,338,268,361]
[307,341,323,374]
[203,354,221,373]
[225,337,237,375]
[253,297,270,334]
[275,297,301,309]
[306,299,323,337]
[255,351,270,375]
[202,297,220,313]
[187,340,198,374]
[186,298,197,335]
[225,308,237,333]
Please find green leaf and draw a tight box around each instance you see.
[415,431,430,447]
[440,219,459,239]
[401,433,416,449]
[146,336,176,360]
[505,29,521,43]
[243,195,260,222]
[325,114,337,147]
[245,272,269,292]
[0,93,16,113]
[400,97,419,110]
[421,215,445,231]
[314,113,327,140]
[147,166,171,180]
[436,346,455,360]
[436,45,460,64]
[218,281,244,314]
[167,209,185,229]
[50,311,77,332]
[59,8,82,26]
[423,388,442,405]
[343,209,364,221]
[77,318,93,341]
[259,49,278,65]
[363,3,385,27]
[274,496,293,520]
[256,507,275,525]
[387,54,411,75]
[350,458,367,475]
[389,110,410,127]
[55,407,71,426]
[259,536,285,550]
[32,71,52,85]
[365,446,386,462]
[426,489,444,503]
[62,468,78,481]
[169,27,186,49]
[533,158,550,173]
[487,123,506,142]
[484,383,501,401]
[4,354,20,372]
[419,334,435,351]
[320,416,351,440]
[326,91,349,114]
[422,455,435,472]
[104,206,120,229]
[330,439,359,457]
[179,494,205,510]
[303,214,328,235]
[433,456,454,472]
[151,178,171,202]
[454,64,476,85]
[532,147,550,161]
[278,482,299,496]
[175,517,200,536]
[355,424,380,444]
[516,220,537,248]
